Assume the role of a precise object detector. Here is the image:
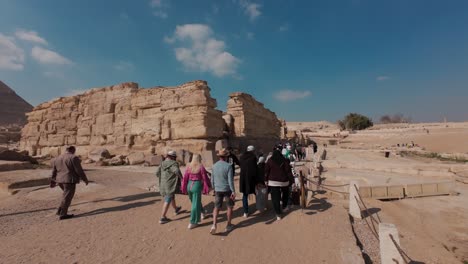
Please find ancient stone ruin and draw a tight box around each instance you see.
[20,80,285,165]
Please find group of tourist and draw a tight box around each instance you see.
[48,143,300,235]
[156,143,296,234]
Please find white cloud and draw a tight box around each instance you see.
[274,90,312,102]
[114,60,135,71]
[376,76,390,81]
[150,0,162,7]
[239,1,261,21]
[166,24,241,77]
[15,29,48,45]
[31,46,72,65]
[150,0,168,18]
[153,10,168,19]
[247,32,254,40]
[279,24,289,32]
[0,33,25,71]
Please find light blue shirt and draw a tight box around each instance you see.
[211,160,235,193]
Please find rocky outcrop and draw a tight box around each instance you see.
[20,80,290,165]
[20,81,224,158]
[226,92,282,153]
[0,81,33,126]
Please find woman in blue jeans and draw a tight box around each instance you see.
[181,154,211,229]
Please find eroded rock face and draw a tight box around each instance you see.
[226,92,282,153]
[20,81,224,157]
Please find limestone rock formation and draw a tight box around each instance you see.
[20,81,224,158]
[226,92,281,153]
[0,81,33,126]
[20,80,289,166]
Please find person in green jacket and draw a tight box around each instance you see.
[156,150,182,224]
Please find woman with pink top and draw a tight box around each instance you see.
[181,154,211,229]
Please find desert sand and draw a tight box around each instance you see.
[0,167,362,264]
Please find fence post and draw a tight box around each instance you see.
[349,181,362,219]
[379,223,404,264]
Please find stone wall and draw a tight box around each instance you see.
[20,81,224,157]
[226,92,281,154]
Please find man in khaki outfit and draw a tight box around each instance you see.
[50,146,89,220]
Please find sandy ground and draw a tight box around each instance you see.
[317,126,468,264]
[0,167,363,264]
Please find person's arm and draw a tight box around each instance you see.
[72,157,89,185]
[51,160,57,182]
[156,166,162,187]
[200,166,211,194]
[264,161,270,184]
[228,165,235,193]
[211,168,215,192]
[181,167,190,194]
[233,155,240,166]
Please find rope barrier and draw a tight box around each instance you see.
[353,184,382,224]
[389,234,413,264]
[353,195,380,241]
[304,177,350,195]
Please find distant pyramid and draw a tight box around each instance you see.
[0,81,33,125]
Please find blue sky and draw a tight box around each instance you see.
[1,0,467,122]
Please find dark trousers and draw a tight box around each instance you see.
[242,193,249,214]
[57,183,76,216]
[270,186,289,216]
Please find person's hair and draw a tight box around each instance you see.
[66,146,76,154]
[188,154,202,174]
[270,150,284,166]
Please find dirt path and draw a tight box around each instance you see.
[0,168,362,264]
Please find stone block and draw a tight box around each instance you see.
[349,181,361,219]
[126,152,145,165]
[201,150,217,168]
[145,155,162,166]
[379,223,404,264]
[88,148,111,162]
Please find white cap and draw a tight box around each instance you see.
[247,145,255,152]
[167,150,177,157]
[258,156,265,164]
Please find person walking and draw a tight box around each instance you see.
[156,150,182,224]
[256,156,268,212]
[265,149,294,221]
[239,145,258,217]
[210,148,236,234]
[226,147,240,176]
[50,146,89,220]
[181,154,211,229]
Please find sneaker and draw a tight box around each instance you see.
[276,216,282,221]
[174,206,182,215]
[225,224,234,232]
[201,213,205,220]
[59,214,74,220]
[159,217,170,224]
[243,213,248,218]
[282,206,290,213]
[188,223,198,229]
[210,225,217,235]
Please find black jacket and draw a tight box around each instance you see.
[239,151,258,194]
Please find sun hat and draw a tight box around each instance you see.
[247,145,255,152]
[167,150,177,157]
[217,148,230,157]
